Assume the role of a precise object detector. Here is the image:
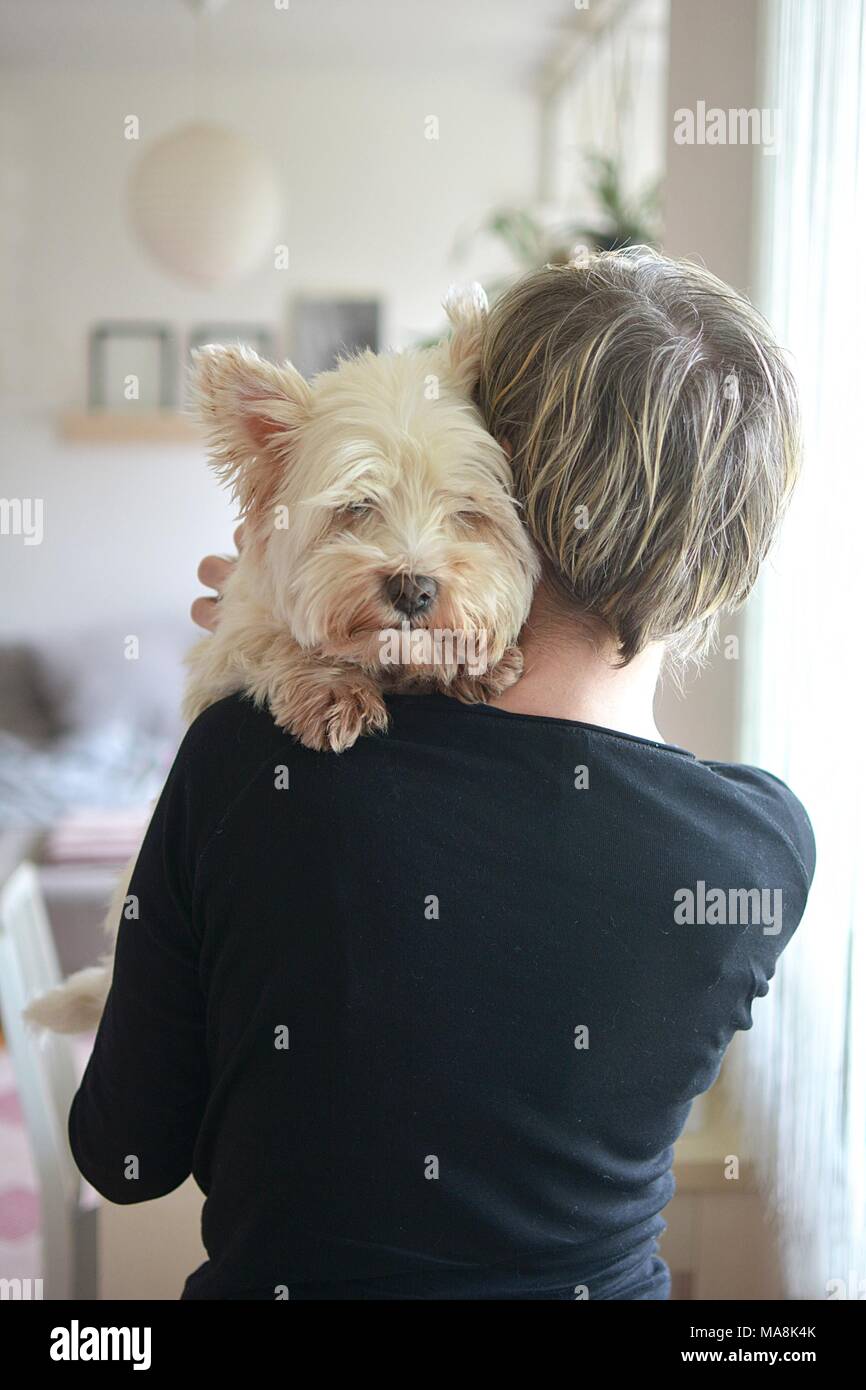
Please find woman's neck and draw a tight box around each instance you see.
[489,583,665,743]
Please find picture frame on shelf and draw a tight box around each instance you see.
[88,322,177,410]
[185,324,279,402]
[187,323,278,361]
[290,297,381,377]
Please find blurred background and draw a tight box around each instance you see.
[0,0,863,1302]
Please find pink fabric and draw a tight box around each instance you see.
[0,1186,39,1240]
[0,1038,94,1278]
[0,1048,40,1274]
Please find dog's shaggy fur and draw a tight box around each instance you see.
[25,285,538,1034]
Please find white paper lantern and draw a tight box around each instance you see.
[128,122,280,287]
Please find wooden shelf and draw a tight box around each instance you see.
[58,410,203,444]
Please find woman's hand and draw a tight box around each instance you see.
[191,524,244,632]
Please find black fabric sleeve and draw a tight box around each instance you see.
[68,743,209,1204]
[706,760,817,892]
[699,761,816,1039]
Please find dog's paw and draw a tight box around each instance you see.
[449,644,524,704]
[275,678,390,753]
[324,684,390,752]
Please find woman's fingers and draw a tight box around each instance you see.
[197,553,234,591]
[192,527,244,632]
[190,595,221,633]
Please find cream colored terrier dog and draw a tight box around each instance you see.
[27,286,538,1034]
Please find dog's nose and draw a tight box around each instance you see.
[385,573,438,617]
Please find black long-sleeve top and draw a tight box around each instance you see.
[69,692,815,1300]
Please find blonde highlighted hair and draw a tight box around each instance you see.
[476,247,801,665]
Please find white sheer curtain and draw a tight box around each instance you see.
[729,0,866,1299]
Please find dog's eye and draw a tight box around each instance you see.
[455,509,481,526]
[343,499,374,516]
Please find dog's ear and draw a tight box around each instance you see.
[191,345,312,517]
[442,282,488,391]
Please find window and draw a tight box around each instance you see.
[732,0,866,1300]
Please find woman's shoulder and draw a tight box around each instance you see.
[172,693,296,809]
[181,691,281,755]
[695,757,816,893]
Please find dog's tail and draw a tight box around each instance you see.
[24,959,112,1035]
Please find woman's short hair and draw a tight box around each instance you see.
[476,246,801,664]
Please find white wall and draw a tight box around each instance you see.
[0,67,536,639]
[654,0,763,760]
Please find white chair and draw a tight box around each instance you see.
[0,862,98,1299]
